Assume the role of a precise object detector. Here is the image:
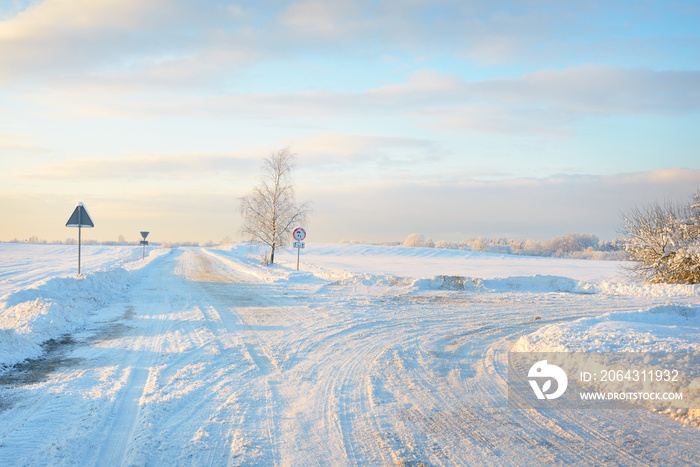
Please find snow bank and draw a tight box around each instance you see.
[273,242,627,282]
[513,305,700,353]
[210,246,329,291]
[318,273,594,295]
[411,274,700,296]
[216,243,700,300]
[512,305,700,425]
[485,275,593,293]
[412,275,483,291]
[323,273,595,294]
[590,281,700,298]
[324,273,413,288]
[211,244,293,283]
[0,249,169,372]
[0,244,146,297]
[412,274,596,293]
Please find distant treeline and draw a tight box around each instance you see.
[7,233,627,260]
[3,236,217,248]
[341,233,627,260]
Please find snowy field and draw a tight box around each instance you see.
[1,242,699,466]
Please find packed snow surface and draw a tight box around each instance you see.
[0,242,698,466]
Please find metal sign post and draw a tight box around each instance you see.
[140,231,150,259]
[292,227,306,271]
[65,202,95,275]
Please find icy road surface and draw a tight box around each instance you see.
[1,245,699,466]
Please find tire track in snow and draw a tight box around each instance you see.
[180,250,275,375]
[341,294,665,466]
[294,296,504,465]
[364,333,492,465]
[321,338,375,465]
[86,248,266,465]
[483,320,660,466]
[87,251,185,466]
[94,367,151,465]
[297,307,421,465]
[176,249,281,465]
[0,396,57,462]
[446,308,678,466]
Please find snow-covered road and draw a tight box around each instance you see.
[1,246,698,465]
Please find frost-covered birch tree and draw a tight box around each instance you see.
[620,190,700,284]
[239,148,311,264]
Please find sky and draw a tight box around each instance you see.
[1,0,699,244]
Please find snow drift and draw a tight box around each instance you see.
[0,249,169,372]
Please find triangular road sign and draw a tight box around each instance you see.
[65,202,94,228]
[140,231,149,239]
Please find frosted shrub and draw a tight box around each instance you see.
[621,191,700,284]
[470,236,488,252]
[402,233,425,247]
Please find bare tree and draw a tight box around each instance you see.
[239,148,312,264]
[620,190,700,284]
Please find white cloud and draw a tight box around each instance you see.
[2,2,698,244]
[12,63,697,150]
[0,130,49,154]
[0,0,232,83]
[2,0,698,87]
[2,0,697,129]
[289,132,445,165]
[278,0,361,37]
[473,66,700,115]
[119,66,699,139]
[2,165,698,243]
[12,151,260,181]
[48,64,699,119]
[304,168,700,242]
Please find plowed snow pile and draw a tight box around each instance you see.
[0,246,169,371]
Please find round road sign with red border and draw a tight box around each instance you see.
[293,227,306,241]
